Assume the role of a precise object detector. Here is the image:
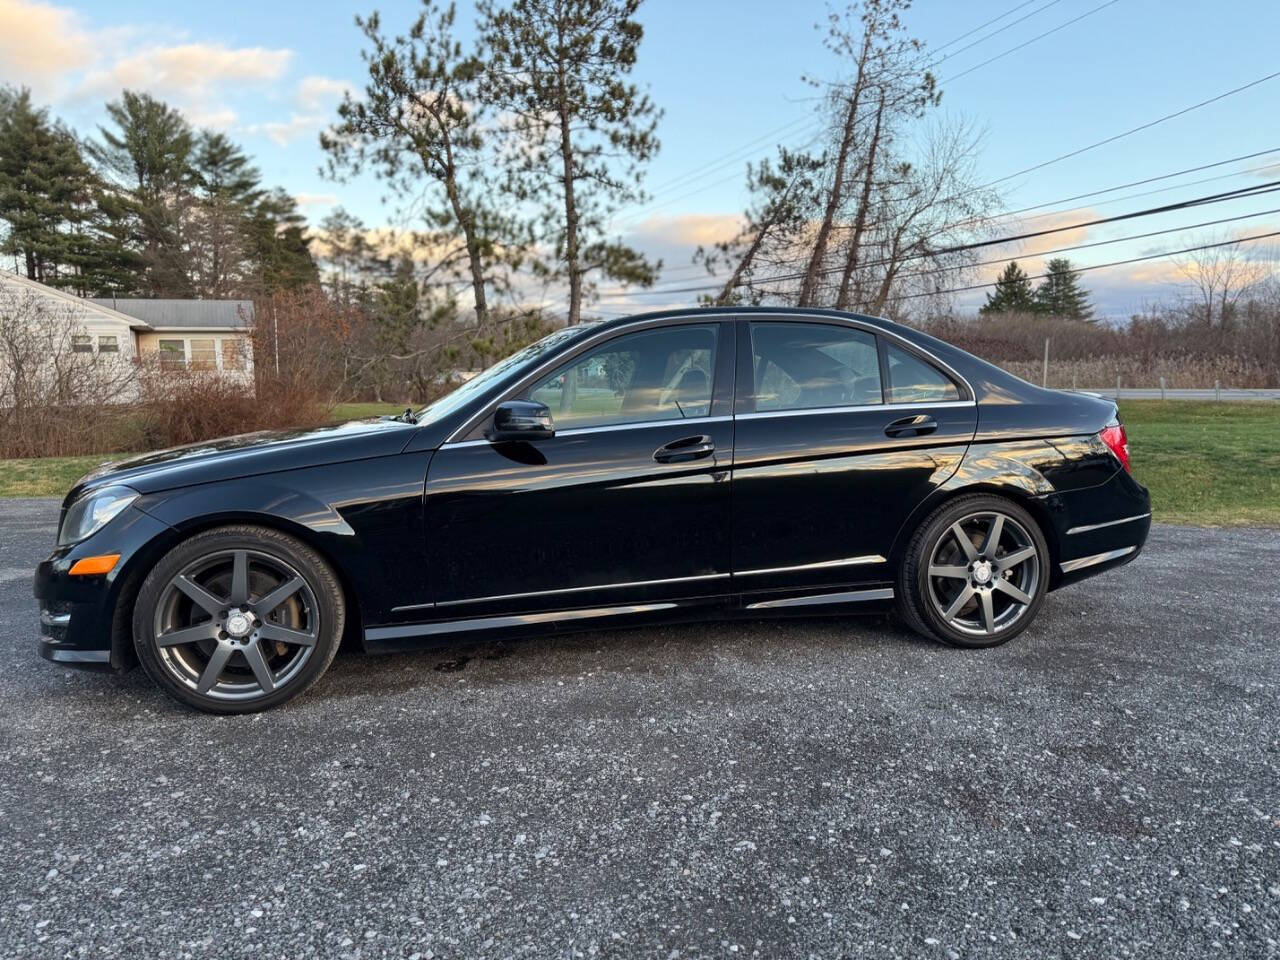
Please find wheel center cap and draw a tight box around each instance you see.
[972,560,993,584]
[225,612,252,638]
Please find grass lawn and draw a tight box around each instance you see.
[332,402,405,420]
[2,400,1277,525]
[1118,400,1280,527]
[0,453,123,500]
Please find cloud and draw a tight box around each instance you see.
[0,0,96,97]
[297,75,352,111]
[185,105,238,130]
[80,43,293,101]
[242,113,326,146]
[295,192,340,208]
[627,212,744,248]
[308,226,458,264]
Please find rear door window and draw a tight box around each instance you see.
[883,342,960,404]
[749,322,883,412]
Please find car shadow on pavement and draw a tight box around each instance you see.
[308,611,937,705]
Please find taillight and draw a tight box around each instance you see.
[1099,420,1131,473]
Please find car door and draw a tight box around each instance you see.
[731,318,977,597]
[420,320,736,620]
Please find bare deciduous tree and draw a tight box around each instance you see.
[1175,232,1271,329]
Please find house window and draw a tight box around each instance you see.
[98,335,119,354]
[221,338,245,371]
[71,335,93,353]
[189,339,217,370]
[158,340,186,366]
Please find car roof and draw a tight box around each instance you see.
[586,306,899,336]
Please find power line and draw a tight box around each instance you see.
[612,60,1279,269]
[879,228,1280,305]
[940,0,1124,84]
[635,148,1280,287]
[932,0,1050,53]
[597,180,1280,299]
[582,229,1280,315]
[971,70,1280,193]
[930,0,1067,68]
[607,0,1095,225]
[843,206,1280,286]
[992,147,1280,221]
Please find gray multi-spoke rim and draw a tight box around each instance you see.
[153,549,319,702]
[925,511,1040,638]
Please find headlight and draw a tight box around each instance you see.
[58,486,139,546]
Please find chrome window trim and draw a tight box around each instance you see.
[392,571,731,612]
[1065,513,1151,535]
[1059,545,1137,573]
[444,316,724,445]
[739,399,975,421]
[443,311,973,446]
[741,311,976,402]
[735,554,885,577]
[745,587,894,610]
[556,415,729,438]
[445,414,733,448]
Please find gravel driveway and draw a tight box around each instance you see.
[1,498,1277,958]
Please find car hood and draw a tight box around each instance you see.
[66,418,420,503]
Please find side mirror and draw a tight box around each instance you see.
[489,400,554,442]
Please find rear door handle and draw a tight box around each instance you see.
[884,414,937,438]
[653,435,715,463]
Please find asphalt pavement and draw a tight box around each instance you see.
[1,497,1277,959]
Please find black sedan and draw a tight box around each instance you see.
[35,308,1151,713]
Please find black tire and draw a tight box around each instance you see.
[896,494,1049,649]
[132,525,345,714]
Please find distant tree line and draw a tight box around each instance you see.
[980,258,1094,321]
[0,88,317,299]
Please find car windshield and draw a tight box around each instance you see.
[413,321,604,427]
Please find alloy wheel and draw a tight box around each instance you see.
[152,549,320,702]
[925,510,1041,638]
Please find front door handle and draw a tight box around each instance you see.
[654,435,715,463]
[884,414,937,438]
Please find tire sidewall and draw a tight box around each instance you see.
[133,526,344,714]
[908,495,1049,649]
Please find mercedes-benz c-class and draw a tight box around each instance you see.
[35,308,1150,713]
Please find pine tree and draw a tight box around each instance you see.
[0,88,89,285]
[246,188,319,294]
[1033,257,1093,321]
[322,2,519,328]
[481,0,662,323]
[980,261,1036,315]
[89,91,196,297]
[190,130,263,297]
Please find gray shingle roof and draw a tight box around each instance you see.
[88,298,254,330]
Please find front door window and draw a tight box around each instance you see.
[528,324,718,430]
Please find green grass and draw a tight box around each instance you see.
[332,402,405,420]
[0,453,124,499]
[3,401,1278,525]
[1118,400,1280,527]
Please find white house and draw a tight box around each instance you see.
[0,271,255,400]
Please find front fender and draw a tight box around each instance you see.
[136,452,433,635]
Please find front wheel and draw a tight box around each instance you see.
[897,495,1049,648]
[133,525,345,713]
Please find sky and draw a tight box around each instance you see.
[2,0,1278,318]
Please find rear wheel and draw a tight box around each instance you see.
[133,526,344,713]
[897,495,1048,648]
